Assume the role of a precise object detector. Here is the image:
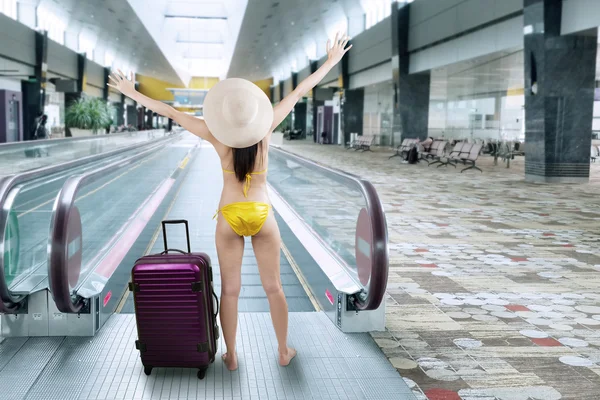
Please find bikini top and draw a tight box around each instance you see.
[222,168,267,198]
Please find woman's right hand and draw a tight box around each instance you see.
[326,32,352,65]
[107,70,136,98]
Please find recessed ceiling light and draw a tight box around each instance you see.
[291,21,294,25]
[274,42,278,46]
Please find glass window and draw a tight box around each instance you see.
[37,6,66,44]
[79,33,95,60]
[0,0,17,19]
[104,52,115,68]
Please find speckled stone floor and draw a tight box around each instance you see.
[279,140,600,400]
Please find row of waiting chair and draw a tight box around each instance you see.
[388,138,419,159]
[424,141,483,173]
[591,145,600,162]
[346,135,376,152]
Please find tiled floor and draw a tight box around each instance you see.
[280,140,600,400]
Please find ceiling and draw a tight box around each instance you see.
[33,0,247,85]
[36,0,183,85]
[31,0,398,85]
[126,0,247,83]
[227,0,369,82]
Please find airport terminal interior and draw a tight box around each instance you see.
[1,0,600,399]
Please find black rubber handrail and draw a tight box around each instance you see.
[270,146,389,311]
[0,132,174,313]
[48,136,180,313]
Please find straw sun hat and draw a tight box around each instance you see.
[203,78,274,148]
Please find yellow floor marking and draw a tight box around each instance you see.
[179,156,189,169]
[281,241,322,312]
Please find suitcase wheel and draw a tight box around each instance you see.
[144,366,153,376]
[197,368,207,380]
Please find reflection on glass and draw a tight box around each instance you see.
[71,146,186,295]
[268,151,365,282]
[6,185,53,292]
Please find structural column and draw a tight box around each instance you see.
[523,0,597,183]
[21,30,48,141]
[279,81,284,103]
[116,93,125,126]
[103,67,110,101]
[391,2,430,146]
[340,40,364,145]
[63,53,87,137]
[310,61,318,142]
[291,72,307,136]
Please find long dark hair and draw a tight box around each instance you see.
[232,140,262,182]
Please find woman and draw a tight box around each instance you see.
[108,33,351,370]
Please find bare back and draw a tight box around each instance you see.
[212,135,271,208]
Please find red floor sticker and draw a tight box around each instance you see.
[425,388,460,400]
[420,263,438,268]
[532,338,562,347]
[505,304,529,312]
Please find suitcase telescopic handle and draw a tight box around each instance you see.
[161,220,191,254]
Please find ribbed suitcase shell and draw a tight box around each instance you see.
[131,252,218,379]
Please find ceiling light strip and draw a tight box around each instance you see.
[165,15,227,20]
[176,40,224,44]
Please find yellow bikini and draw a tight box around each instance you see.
[214,169,271,237]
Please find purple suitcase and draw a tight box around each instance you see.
[129,220,219,379]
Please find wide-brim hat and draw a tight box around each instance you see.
[203,78,273,148]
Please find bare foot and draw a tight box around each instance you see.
[222,352,238,371]
[278,347,297,366]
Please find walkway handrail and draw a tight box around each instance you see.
[48,136,179,313]
[270,146,389,311]
[0,131,149,152]
[0,132,174,313]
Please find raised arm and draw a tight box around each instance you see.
[271,32,352,131]
[108,71,217,144]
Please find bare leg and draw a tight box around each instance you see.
[251,214,296,366]
[215,217,244,371]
